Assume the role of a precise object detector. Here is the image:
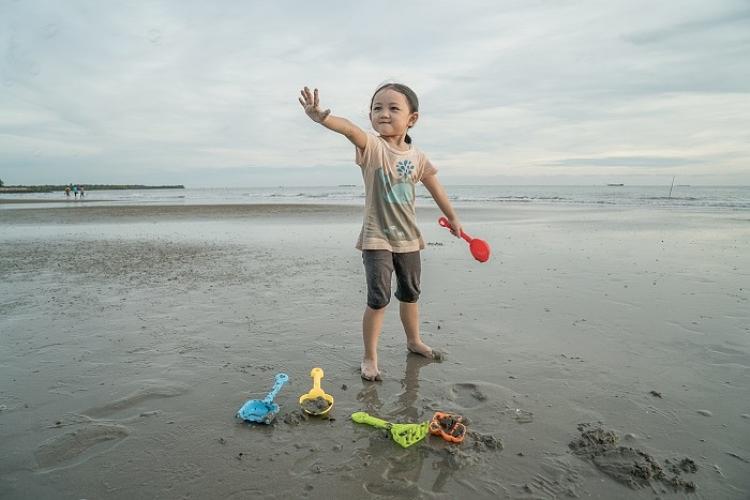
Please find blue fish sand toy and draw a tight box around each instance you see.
[237,373,289,424]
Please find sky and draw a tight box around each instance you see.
[1,0,749,187]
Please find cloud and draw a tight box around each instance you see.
[624,4,750,45]
[544,156,703,168]
[0,0,748,186]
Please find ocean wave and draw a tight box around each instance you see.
[640,196,699,201]
[4,186,747,210]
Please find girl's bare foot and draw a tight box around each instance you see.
[360,359,382,381]
[407,341,444,361]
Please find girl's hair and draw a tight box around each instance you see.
[370,83,419,144]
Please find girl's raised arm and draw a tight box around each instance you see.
[298,86,367,150]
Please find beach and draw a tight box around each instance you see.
[1,202,748,499]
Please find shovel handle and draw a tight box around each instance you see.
[263,373,289,404]
[438,217,472,243]
[351,411,389,429]
[310,367,324,393]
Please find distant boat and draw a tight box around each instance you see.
[338,184,357,187]
[607,183,624,186]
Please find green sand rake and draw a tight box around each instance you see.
[351,411,430,448]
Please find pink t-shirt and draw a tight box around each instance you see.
[355,133,438,252]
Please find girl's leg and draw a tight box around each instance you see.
[361,250,393,380]
[400,301,439,359]
[362,305,385,380]
[394,251,443,360]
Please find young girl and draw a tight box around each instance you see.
[298,83,463,381]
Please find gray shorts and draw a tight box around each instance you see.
[362,250,421,310]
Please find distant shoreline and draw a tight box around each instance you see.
[0,184,185,194]
[0,198,116,204]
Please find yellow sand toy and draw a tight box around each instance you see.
[298,367,334,416]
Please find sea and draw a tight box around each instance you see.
[2,185,750,211]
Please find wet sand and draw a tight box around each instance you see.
[1,203,749,499]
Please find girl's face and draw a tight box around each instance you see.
[369,88,418,139]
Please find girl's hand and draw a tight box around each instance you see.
[447,218,463,238]
[298,86,331,123]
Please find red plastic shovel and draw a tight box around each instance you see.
[438,217,491,263]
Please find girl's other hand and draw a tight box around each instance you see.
[448,218,463,238]
[298,86,331,123]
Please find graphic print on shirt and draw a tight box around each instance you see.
[372,161,416,242]
[377,159,414,205]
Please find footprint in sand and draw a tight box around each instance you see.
[447,381,519,409]
[34,423,129,471]
[83,381,189,418]
[449,383,489,408]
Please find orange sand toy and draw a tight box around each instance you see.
[429,412,467,443]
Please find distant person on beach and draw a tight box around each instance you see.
[299,83,464,381]
[65,185,70,197]
[79,185,85,197]
[73,184,78,198]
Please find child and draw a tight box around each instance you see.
[298,83,463,381]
